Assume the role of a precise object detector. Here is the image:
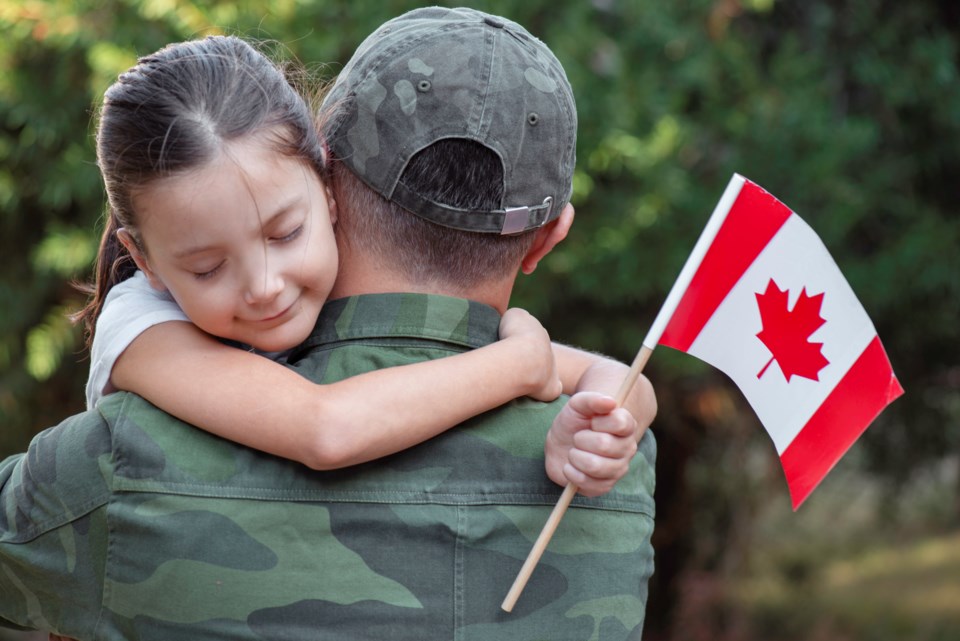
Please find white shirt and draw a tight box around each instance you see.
[85,270,290,409]
[85,271,189,409]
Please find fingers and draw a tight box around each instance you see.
[564,391,618,417]
[547,393,644,496]
[563,460,623,497]
[564,439,637,497]
[570,431,638,470]
[589,406,637,437]
[565,390,651,454]
[563,407,639,497]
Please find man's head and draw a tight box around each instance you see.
[322,7,577,296]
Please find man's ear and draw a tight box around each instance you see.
[116,228,166,292]
[520,203,575,275]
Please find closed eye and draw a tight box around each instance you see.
[273,225,303,243]
[193,261,224,280]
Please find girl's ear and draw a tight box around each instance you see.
[117,228,167,292]
[325,183,338,226]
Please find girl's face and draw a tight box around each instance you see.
[124,135,338,353]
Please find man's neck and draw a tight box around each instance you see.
[330,256,515,314]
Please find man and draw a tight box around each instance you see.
[1,7,656,640]
[313,8,658,638]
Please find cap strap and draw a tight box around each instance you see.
[392,182,555,234]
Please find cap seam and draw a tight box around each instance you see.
[473,22,495,141]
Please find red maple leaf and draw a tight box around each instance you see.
[755,279,829,382]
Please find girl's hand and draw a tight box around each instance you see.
[499,307,562,402]
[544,391,639,497]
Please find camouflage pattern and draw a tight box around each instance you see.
[1,293,655,640]
[323,7,578,234]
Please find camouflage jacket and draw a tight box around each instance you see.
[0,293,656,640]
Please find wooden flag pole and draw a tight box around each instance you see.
[501,344,654,612]
[501,176,748,612]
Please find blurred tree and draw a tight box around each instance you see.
[1,1,958,639]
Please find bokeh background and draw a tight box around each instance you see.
[2,1,958,639]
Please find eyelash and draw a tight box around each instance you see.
[193,263,223,281]
[191,225,303,281]
[274,225,303,243]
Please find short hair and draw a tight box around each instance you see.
[330,139,539,292]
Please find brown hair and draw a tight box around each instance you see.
[73,35,326,348]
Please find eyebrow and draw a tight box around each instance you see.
[171,196,303,260]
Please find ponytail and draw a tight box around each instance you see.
[71,210,138,350]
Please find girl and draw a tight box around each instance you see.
[73,36,651,487]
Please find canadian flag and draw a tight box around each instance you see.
[646,174,904,509]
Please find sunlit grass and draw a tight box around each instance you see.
[822,533,960,622]
[736,531,960,640]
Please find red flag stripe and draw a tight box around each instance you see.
[660,181,793,352]
[780,336,905,509]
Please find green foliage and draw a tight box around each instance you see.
[1,1,957,636]
[25,303,78,381]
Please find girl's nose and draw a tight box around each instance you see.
[243,262,284,306]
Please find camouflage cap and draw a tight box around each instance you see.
[322,6,577,234]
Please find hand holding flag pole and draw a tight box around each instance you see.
[502,174,903,612]
[500,345,653,613]
[502,176,741,613]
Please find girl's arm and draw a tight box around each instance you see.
[111,308,561,470]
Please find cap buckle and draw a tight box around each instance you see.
[501,206,530,235]
[499,196,554,235]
